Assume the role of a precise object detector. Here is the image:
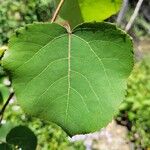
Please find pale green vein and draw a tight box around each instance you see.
[33,75,68,105]
[14,34,67,71]
[22,57,68,93]
[70,70,102,109]
[73,34,118,100]
[70,87,90,113]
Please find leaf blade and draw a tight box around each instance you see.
[2,22,133,136]
[6,126,37,150]
[55,0,122,28]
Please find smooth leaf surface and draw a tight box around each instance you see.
[6,126,37,150]
[2,22,133,136]
[55,0,122,28]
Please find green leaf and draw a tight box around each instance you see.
[0,92,3,104]
[0,84,10,105]
[55,0,122,28]
[0,47,6,59]
[55,0,83,28]
[2,22,133,136]
[0,143,12,150]
[6,126,37,150]
[0,123,14,142]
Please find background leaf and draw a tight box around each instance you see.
[2,22,133,136]
[0,143,12,150]
[55,0,122,28]
[0,84,10,105]
[55,0,83,28]
[6,126,37,150]
[0,122,14,142]
[0,92,3,104]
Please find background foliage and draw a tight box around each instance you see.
[0,0,53,46]
[117,59,150,149]
[0,102,85,149]
[121,0,150,37]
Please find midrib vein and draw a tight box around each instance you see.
[65,32,71,124]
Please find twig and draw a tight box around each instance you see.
[51,0,65,23]
[0,92,14,123]
[125,0,144,32]
[116,0,129,25]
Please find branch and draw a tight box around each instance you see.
[51,0,65,23]
[0,92,14,123]
[125,0,144,32]
[116,0,129,25]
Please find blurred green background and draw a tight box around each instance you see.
[0,0,150,149]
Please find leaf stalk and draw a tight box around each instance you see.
[51,0,65,23]
[0,92,14,124]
